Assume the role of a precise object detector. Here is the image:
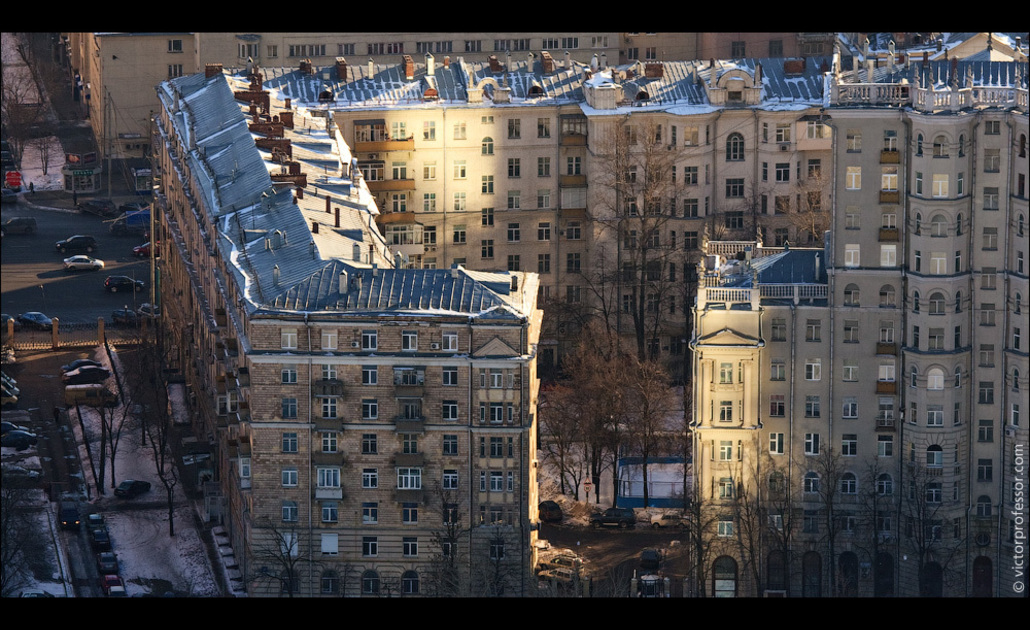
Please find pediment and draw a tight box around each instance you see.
[472,336,520,358]
[696,327,761,347]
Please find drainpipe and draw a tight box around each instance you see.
[305,313,313,596]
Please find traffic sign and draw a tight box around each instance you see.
[5,171,21,188]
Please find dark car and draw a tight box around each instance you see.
[1,430,38,450]
[62,365,111,385]
[589,507,637,529]
[90,525,112,551]
[15,312,52,330]
[110,309,140,327]
[61,358,103,373]
[2,216,37,236]
[78,198,119,218]
[1,421,31,435]
[59,501,80,530]
[55,234,97,254]
[96,551,119,575]
[538,500,563,524]
[115,479,151,499]
[104,275,144,293]
[640,549,663,572]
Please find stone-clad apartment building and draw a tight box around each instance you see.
[153,67,542,596]
[691,52,1027,597]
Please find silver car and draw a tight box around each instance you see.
[63,255,105,272]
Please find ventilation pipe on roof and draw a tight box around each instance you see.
[312,221,319,234]
[527,51,534,70]
[326,195,331,213]
[510,275,518,292]
[335,207,340,228]
[564,50,571,70]
[273,264,280,285]
[339,269,348,293]
[591,54,598,72]
[426,53,435,76]
[368,58,374,78]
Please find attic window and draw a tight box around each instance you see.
[728,90,742,102]
[528,85,543,97]
[318,89,334,103]
[634,91,649,102]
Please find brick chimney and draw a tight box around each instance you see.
[335,57,348,81]
[488,55,503,73]
[644,62,663,78]
[402,54,414,80]
[541,51,554,73]
[325,195,331,214]
[443,56,450,69]
[205,63,223,79]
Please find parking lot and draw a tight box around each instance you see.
[2,196,155,326]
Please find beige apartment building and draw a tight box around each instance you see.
[691,51,1028,597]
[153,66,543,596]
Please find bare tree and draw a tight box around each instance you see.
[813,446,848,595]
[538,383,587,498]
[858,457,898,597]
[621,358,678,508]
[900,458,965,596]
[424,484,472,597]
[0,482,32,597]
[249,519,312,597]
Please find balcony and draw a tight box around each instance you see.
[879,190,901,204]
[313,379,345,397]
[880,150,900,164]
[395,417,425,434]
[876,380,897,394]
[315,486,343,500]
[876,416,896,431]
[395,488,424,503]
[560,133,587,147]
[560,174,587,188]
[878,227,899,242]
[876,342,898,356]
[365,178,416,193]
[353,137,415,153]
[394,452,425,468]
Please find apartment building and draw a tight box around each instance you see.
[153,66,542,596]
[248,52,832,381]
[691,51,1028,597]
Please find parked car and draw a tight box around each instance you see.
[138,303,160,318]
[100,574,126,597]
[59,501,80,530]
[2,430,38,450]
[640,548,663,571]
[132,241,159,258]
[1,313,19,331]
[1,421,30,435]
[115,479,151,499]
[104,275,144,293]
[65,383,119,407]
[0,188,18,204]
[589,507,637,529]
[63,254,105,272]
[650,512,687,529]
[19,590,55,598]
[1,372,19,396]
[538,553,582,572]
[89,525,112,552]
[538,500,563,524]
[537,567,577,584]
[62,365,111,385]
[55,234,97,254]
[96,551,119,575]
[1,465,42,483]
[77,198,119,218]
[15,311,52,330]
[61,358,103,373]
[110,308,140,327]
[2,216,37,236]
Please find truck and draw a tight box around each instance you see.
[109,206,150,236]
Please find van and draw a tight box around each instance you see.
[65,383,119,408]
[59,501,80,530]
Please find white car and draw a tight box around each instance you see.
[64,255,105,272]
[650,513,686,529]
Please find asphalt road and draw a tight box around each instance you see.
[1,198,155,325]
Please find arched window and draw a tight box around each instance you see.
[954,366,963,388]
[930,214,948,236]
[803,471,820,493]
[976,495,993,517]
[361,570,380,596]
[880,284,896,307]
[910,366,919,388]
[932,134,948,157]
[838,552,859,597]
[928,367,945,390]
[844,283,860,306]
[1013,368,1021,393]
[921,562,943,597]
[1019,214,1026,237]
[929,292,945,314]
[767,551,787,591]
[321,570,339,595]
[972,557,993,597]
[912,290,920,313]
[1020,133,1027,158]
[768,471,785,496]
[958,133,965,157]
[955,290,962,313]
[916,133,924,156]
[713,556,738,597]
[955,213,963,235]
[726,133,745,161]
[926,445,943,468]
[402,570,420,596]
[914,212,922,234]
[877,473,894,496]
[481,137,494,155]
[1015,292,1023,315]
[840,472,857,495]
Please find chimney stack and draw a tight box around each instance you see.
[205,63,223,79]
[335,207,340,228]
[426,53,435,76]
[335,57,347,81]
[325,195,331,213]
[402,54,414,80]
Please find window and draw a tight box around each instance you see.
[168,38,183,53]
[281,468,298,487]
[805,433,820,455]
[362,536,379,557]
[878,435,894,457]
[881,166,898,191]
[537,156,551,177]
[719,401,734,423]
[452,224,466,245]
[361,570,380,596]
[844,245,860,268]
[725,178,745,198]
[771,319,786,342]
[880,245,897,268]
[397,467,422,489]
[846,129,861,152]
[771,359,785,380]
[803,472,820,493]
[402,537,419,557]
[322,431,338,453]
[282,501,298,522]
[317,467,340,490]
[391,122,407,141]
[481,137,494,155]
[932,174,948,198]
[846,166,861,190]
[442,400,459,422]
[927,405,944,427]
[362,366,378,385]
[423,162,437,180]
[841,472,858,494]
[321,501,338,523]
[926,445,943,469]
[981,304,996,326]
[321,396,338,420]
[770,395,785,417]
[281,366,297,384]
[775,162,790,182]
[978,459,993,482]
[726,133,744,161]
[507,190,520,210]
[842,397,858,418]
[443,469,459,490]
[280,432,299,453]
[281,328,298,349]
[805,359,822,381]
[362,399,378,420]
[537,117,551,138]
[362,501,378,524]
[718,518,734,537]
[806,319,821,342]
[423,193,437,212]
[403,503,419,525]
[844,319,859,343]
[360,433,379,456]
[453,122,466,140]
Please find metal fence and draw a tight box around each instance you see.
[4,321,141,351]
